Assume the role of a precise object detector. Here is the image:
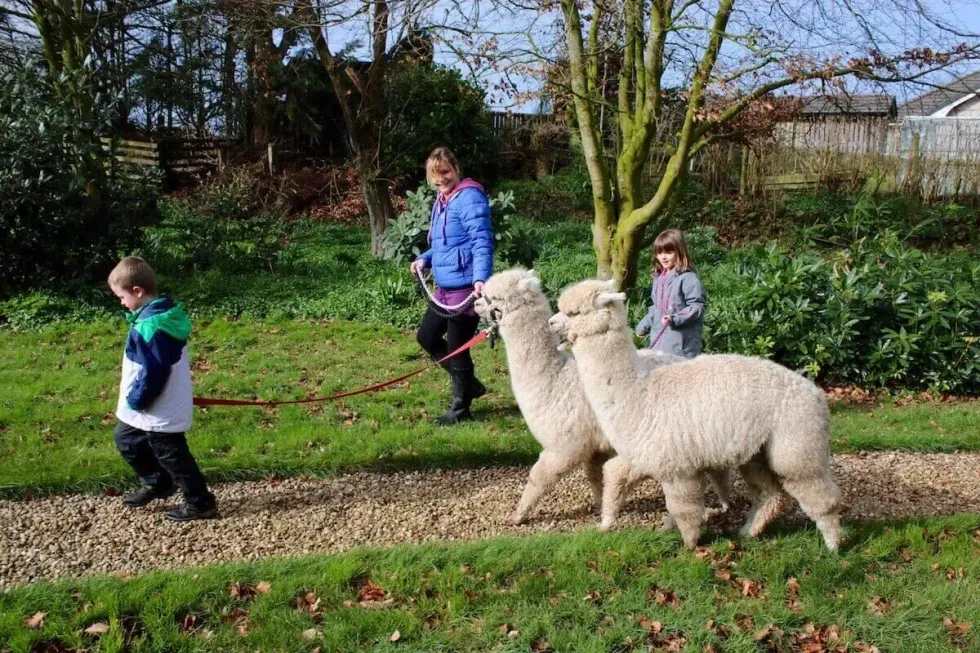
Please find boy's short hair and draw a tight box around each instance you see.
[108,257,158,294]
[425,146,462,185]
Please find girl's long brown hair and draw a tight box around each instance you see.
[651,229,692,275]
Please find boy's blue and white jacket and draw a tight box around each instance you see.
[116,297,194,433]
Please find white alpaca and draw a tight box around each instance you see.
[551,279,842,551]
[475,268,731,527]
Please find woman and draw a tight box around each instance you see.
[410,147,494,424]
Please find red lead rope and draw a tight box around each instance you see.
[193,330,489,407]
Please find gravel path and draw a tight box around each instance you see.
[2,452,979,589]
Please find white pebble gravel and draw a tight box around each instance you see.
[2,452,979,589]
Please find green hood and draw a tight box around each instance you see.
[126,298,192,343]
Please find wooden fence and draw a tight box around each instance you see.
[489,111,558,135]
[100,137,231,186]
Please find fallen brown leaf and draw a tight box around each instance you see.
[356,578,387,604]
[295,591,322,621]
[942,616,971,647]
[222,607,252,636]
[755,624,782,641]
[390,630,401,642]
[256,581,273,594]
[734,613,755,633]
[229,582,257,601]
[867,595,892,616]
[741,579,763,598]
[84,622,109,636]
[648,585,681,609]
[25,612,46,629]
[179,614,197,633]
[301,628,319,641]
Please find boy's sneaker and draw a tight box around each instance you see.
[164,503,219,522]
[123,486,175,507]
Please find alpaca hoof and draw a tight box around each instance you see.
[658,515,676,532]
[510,513,526,526]
[598,520,615,532]
[738,524,759,539]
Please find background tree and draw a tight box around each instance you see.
[485,0,980,289]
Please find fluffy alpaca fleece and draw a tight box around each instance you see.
[475,269,731,527]
[551,279,842,551]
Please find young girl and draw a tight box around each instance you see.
[635,229,706,358]
[409,147,494,424]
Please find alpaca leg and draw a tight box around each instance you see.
[599,455,640,531]
[738,456,784,539]
[511,452,579,525]
[780,472,843,552]
[704,469,732,519]
[582,454,606,513]
[705,468,733,514]
[658,510,677,532]
[661,476,705,549]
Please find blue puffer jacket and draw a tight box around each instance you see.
[418,179,494,289]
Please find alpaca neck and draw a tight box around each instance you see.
[499,304,568,390]
[570,326,647,423]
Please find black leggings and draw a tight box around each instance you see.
[416,304,480,370]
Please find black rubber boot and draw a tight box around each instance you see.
[436,368,474,425]
[438,361,486,402]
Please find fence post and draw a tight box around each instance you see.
[906,132,921,196]
[738,145,749,196]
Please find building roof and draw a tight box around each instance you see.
[798,93,896,117]
[897,71,980,118]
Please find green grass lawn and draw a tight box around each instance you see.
[2,517,978,652]
[2,318,979,498]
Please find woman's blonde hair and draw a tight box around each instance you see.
[425,146,462,186]
[651,229,692,275]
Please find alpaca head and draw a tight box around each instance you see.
[552,279,628,344]
[474,268,550,327]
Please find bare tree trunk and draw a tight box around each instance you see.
[300,0,396,256]
[356,155,396,255]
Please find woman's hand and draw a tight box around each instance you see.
[474,281,485,297]
[661,315,673,327]
[410,259,427,275]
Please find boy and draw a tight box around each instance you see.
[108,256,218,522]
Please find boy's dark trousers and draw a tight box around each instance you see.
[114,422,216,509]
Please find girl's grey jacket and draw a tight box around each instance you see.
[635,268,706,358]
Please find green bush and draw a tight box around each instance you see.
[381,185,435,264]
[707,235,980,393]
[497,170,594,223]
[382,63,497,184]
[140,170,290,275]
[382,185,541,268]
[0,67,158,293]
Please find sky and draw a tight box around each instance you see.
[402,0,980,113]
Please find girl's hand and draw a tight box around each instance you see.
[661,315,673,327]
[410,259,426,275]
[474,281,484,297]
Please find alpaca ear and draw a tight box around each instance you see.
[518,276,542,292]
[527,268,538,278]
[596,292,626,307]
